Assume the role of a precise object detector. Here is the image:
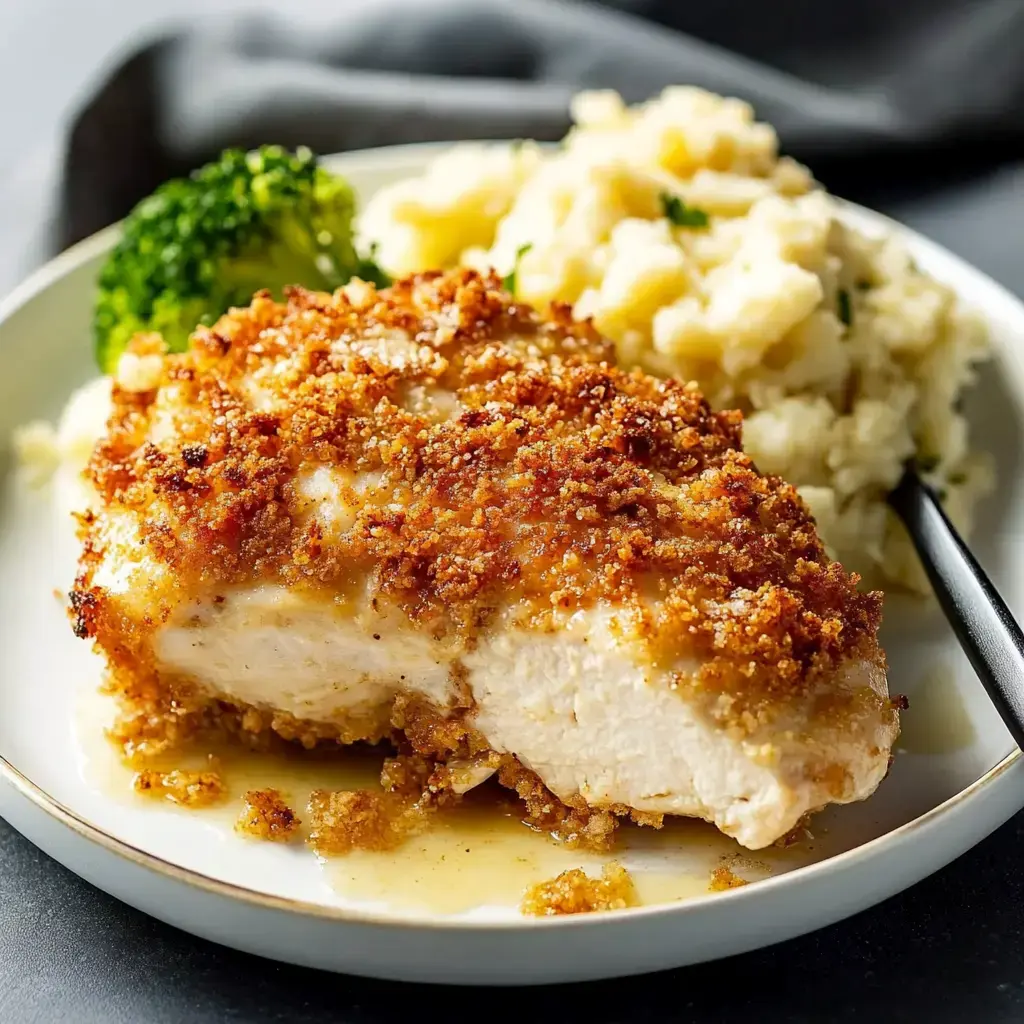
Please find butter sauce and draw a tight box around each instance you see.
[75,688,787,916]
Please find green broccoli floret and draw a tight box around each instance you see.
[93,145,388,373]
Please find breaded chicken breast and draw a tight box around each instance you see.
[71,269,899,849]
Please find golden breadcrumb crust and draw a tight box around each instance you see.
[73,268,884,726]
[105,678,387,764]
[521,863,639,916]
[236,788,301,842]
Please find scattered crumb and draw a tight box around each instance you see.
[306,789,431,856]
[729,854,769,874]
[133,769,226,807]
[108,699,207,763]
[625,808,665,830]
[709,865,749,892]
[236,788,301,842]
[380,754,433,797]
[521,862,639,916]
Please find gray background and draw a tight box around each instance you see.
[2,1,1024,1020]
[0,0,338,291]
[3,0,1024,297]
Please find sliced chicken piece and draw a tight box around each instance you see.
[71,269,899,849]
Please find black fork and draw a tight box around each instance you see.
[889,466,1024,749]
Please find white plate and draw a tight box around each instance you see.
[2,144,1024,986]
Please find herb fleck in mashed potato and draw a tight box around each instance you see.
[359,86,992,591]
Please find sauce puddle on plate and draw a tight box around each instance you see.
[75,688,796,916]
[896,664,976,755]
[322,805,729,913]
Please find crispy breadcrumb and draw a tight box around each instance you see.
[379,751,470,803]
[521,862,639,916]
[306,789,432,856]
[72,268,882,729]
[236,788,301,842]
[132,768,225,807]
[496,755,619,849]
[709,865,749,891]
[106,684,388,766]
[624,809,665,830]
[380,754,434,797]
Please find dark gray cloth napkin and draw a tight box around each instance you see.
[47,0,1024,294]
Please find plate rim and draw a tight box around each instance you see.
[2,141,1023,932]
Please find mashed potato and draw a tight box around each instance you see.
[359,86,992,591]
[13,376,113,483]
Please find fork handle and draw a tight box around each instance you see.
[889,467,1024,750]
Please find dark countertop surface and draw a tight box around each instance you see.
[4,810,1024,1023]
